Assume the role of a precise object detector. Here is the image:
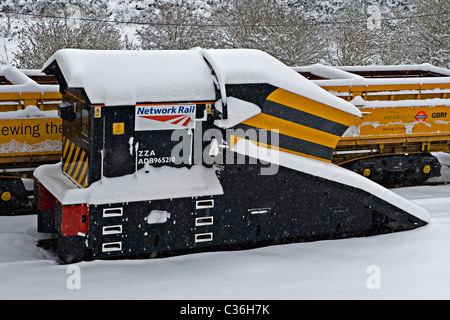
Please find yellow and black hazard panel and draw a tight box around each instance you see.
[229,87,358,162]
[62,137,89,188]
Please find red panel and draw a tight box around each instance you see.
[38,183,56,211]
[60,204,89,237]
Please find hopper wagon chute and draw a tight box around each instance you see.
[35,48,428,263]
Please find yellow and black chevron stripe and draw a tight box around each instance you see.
[231,88,358,162]
[62,137,89,188]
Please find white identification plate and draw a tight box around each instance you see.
[135,104,196,131]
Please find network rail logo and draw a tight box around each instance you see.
[135,104,196,131]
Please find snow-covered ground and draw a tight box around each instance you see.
[2,159,450,300]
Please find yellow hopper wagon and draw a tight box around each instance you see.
[0,66,62,213]
[295,64,450,185]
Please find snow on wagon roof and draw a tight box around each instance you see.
[295,63,450,88]
[0,65,58,93]
[42,48,361,117]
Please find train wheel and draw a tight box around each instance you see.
[1,191,11,202]
[342,153,441,186]
[344,161,383,183]
[0,178,29,213]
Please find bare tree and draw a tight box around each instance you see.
[137,0,215,50]
[326,2,379,66]
[212,0,326,66]
[12,1,122,69]
[409,0,450,68]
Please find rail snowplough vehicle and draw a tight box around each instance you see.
[32,48,429,264]
[295,64,450,185]
[3,62,449,215]
[0,66,61,213]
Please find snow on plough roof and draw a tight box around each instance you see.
[42,48,361,117]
